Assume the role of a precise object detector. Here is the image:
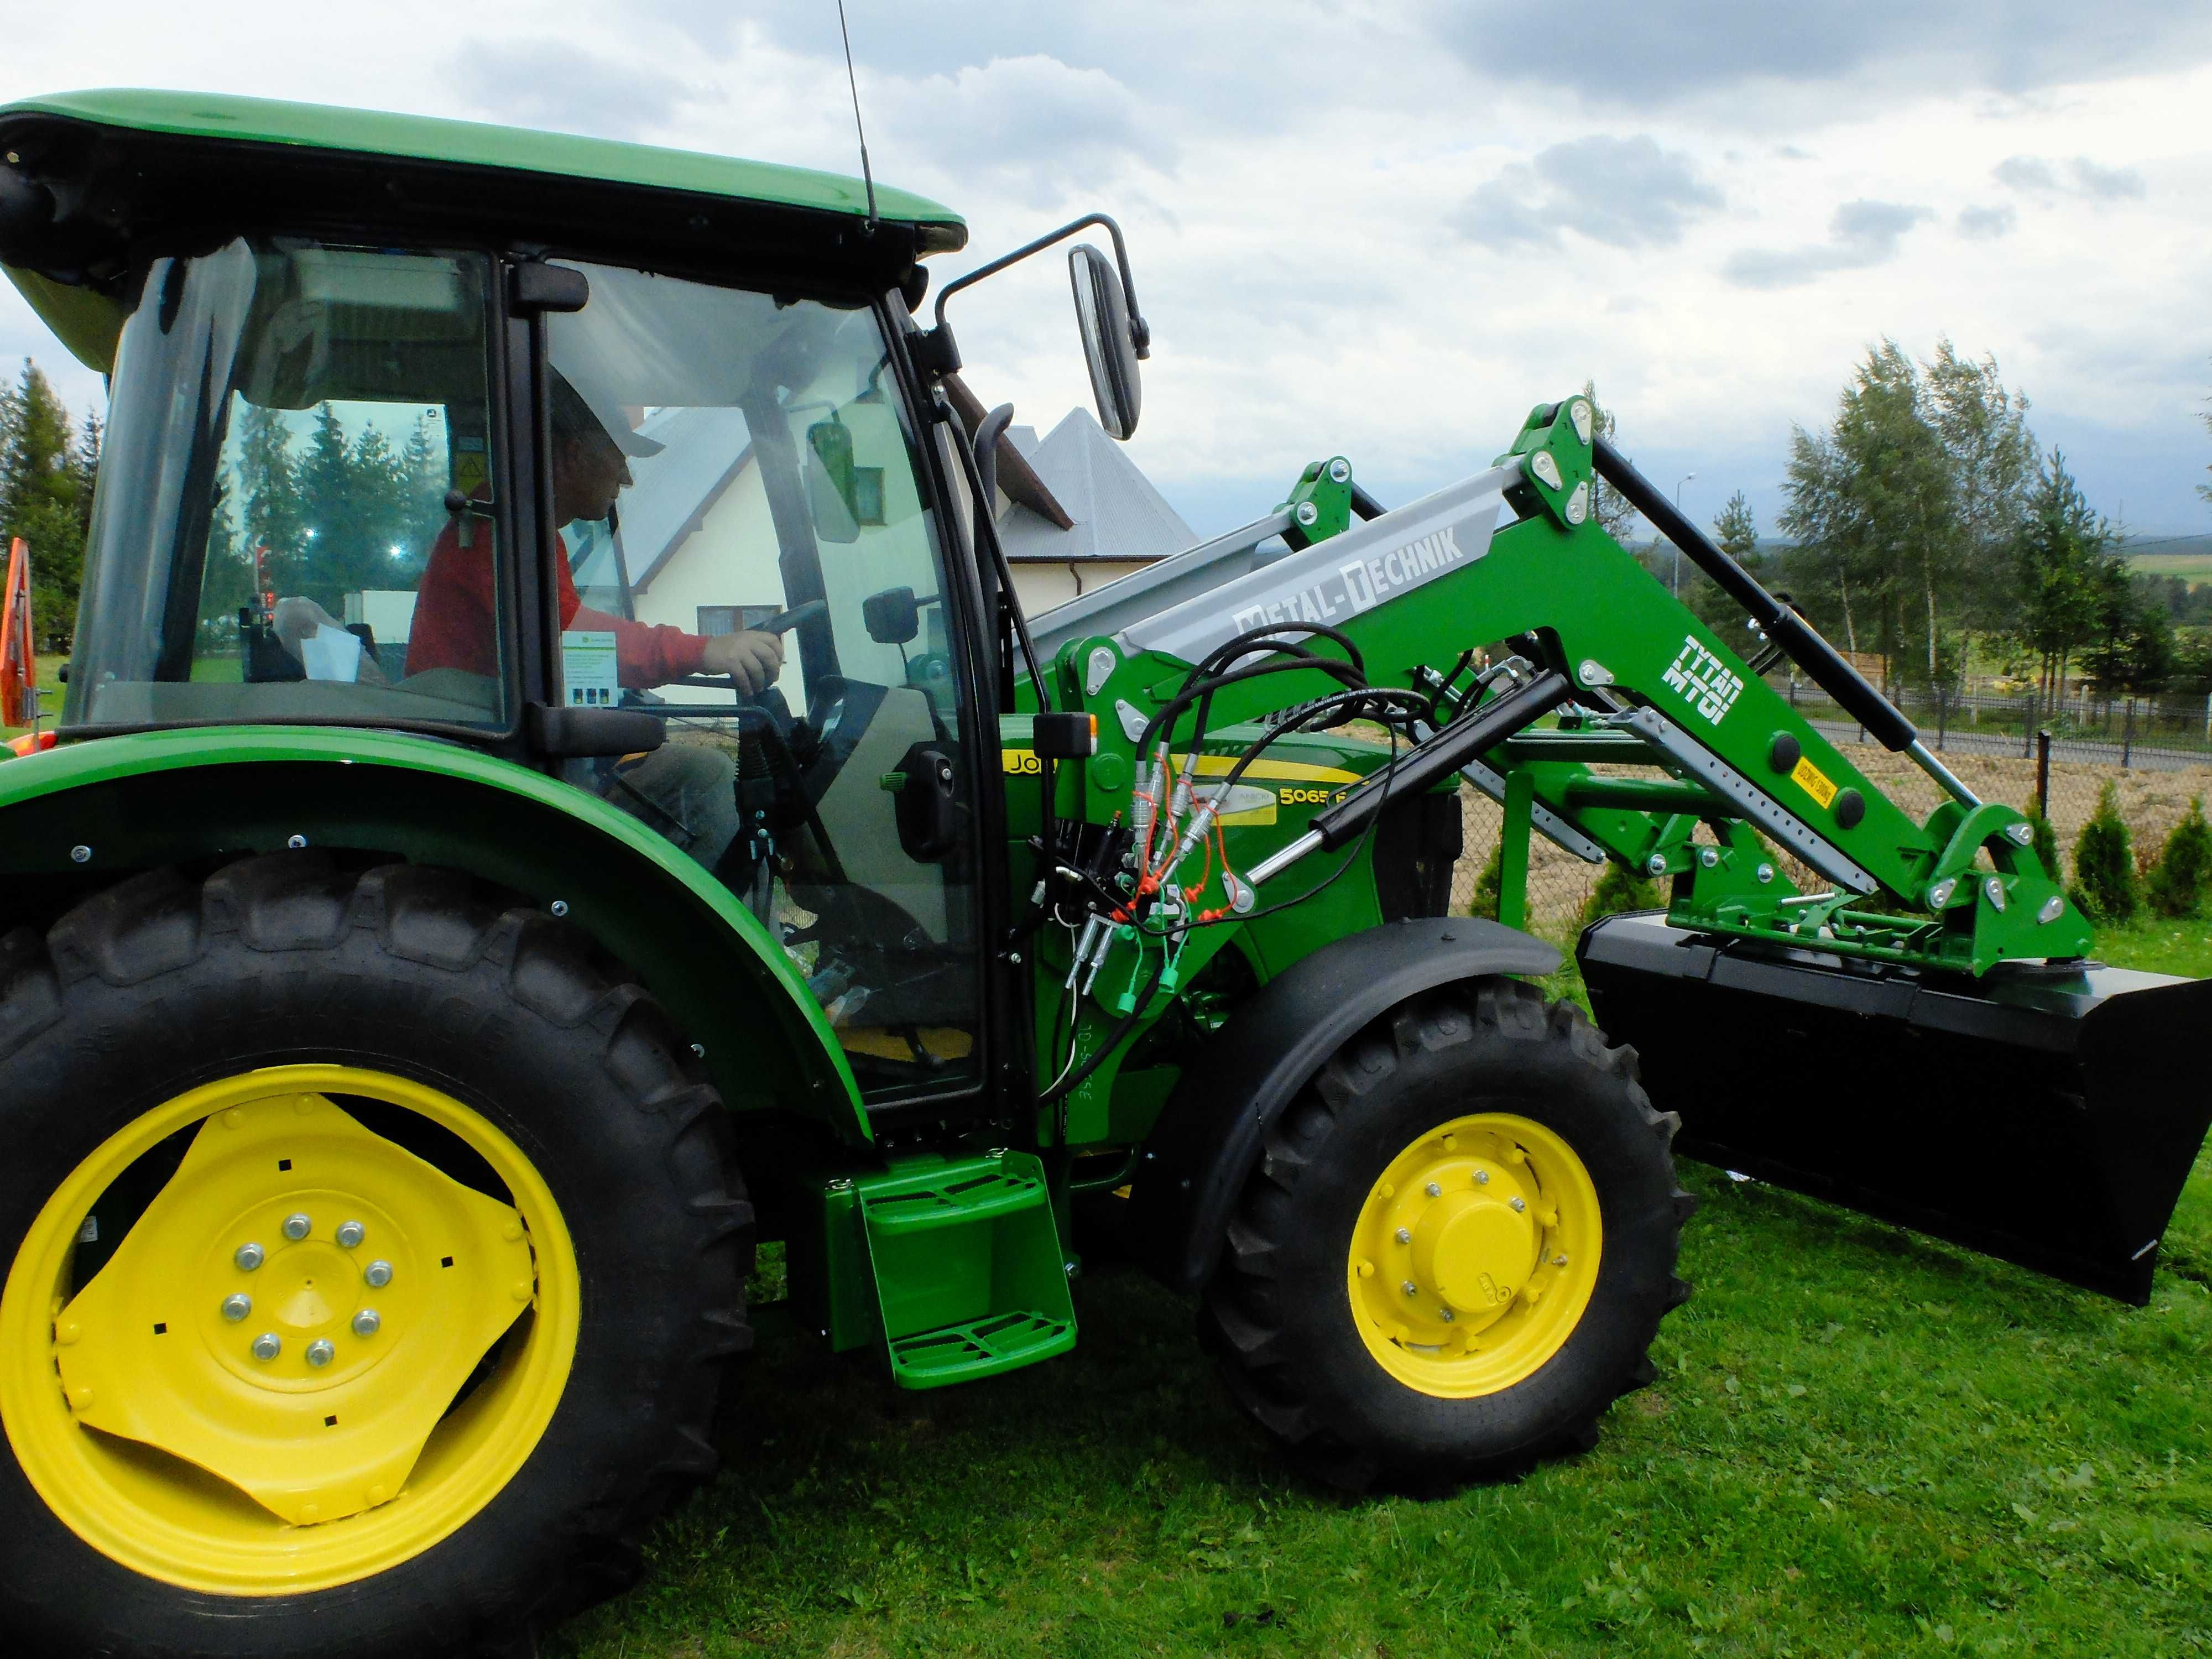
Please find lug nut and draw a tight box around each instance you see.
[364,1260,393,1289]
[352,1309,382,1338]
[1438,1308,1455,1322]
[1401,1280,1419,1297]
[1395,1227,1412,1245]
[221,1293,252,1322]
[234,1243,265,1272]
[251,1333,281,1361]
[1509,1196,1527,1213]
[335,1220,366,1250]
[306,1339,335,1368]
[283,1213,312,1241]
[1646,854,1668,875]
[1553,1254,1569,1266]
[1474,1169,1489,1186]
[1425,1181,1443,1197]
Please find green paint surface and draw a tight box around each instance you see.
[2,89,964,241]
[1,725,865,1134]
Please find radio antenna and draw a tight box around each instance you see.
[834,0,879,236]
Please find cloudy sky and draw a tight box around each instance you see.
[6,2,2209,540]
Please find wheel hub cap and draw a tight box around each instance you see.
[1347,1113,1603,1399]
[52,1091,537,1526]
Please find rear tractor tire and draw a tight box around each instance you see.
[0,854,753,1658]
[1200,979,1693,1493]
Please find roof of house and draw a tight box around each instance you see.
[999,409,1194,565]
[619,406,755,596]
[0,90,965,248]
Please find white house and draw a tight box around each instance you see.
[598,395,1192,646]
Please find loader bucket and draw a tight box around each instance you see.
[1578,914,2212,1305]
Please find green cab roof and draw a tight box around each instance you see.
[3,88,966,248]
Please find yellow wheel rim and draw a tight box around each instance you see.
[0,1066,580,1595]
[1346,1112,1601,1399]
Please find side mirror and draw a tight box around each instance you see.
[1068,244,1141,440]
[863,586,921,646]
[805,416,861,543]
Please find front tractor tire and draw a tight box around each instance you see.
[1200,979,1693,1493]
[0,854,752,1658]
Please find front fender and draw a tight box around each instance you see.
[0,727,869,1144]
[1124,917,1559,1291]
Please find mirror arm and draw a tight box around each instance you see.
[919,211,1150,376]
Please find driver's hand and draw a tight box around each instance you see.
[702,629,785,695]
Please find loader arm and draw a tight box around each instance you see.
[1047,396,2088,979]
[1023,394,2212,1306]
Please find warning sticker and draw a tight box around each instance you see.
[1790,754,1838,808]
[561,631,619,708]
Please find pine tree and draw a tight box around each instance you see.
[2024,808,2060,880]
[0,359,87,645]
[2012,452,2115,707]
[2146,799,2212,920]
[235,401,303,606]
[2069,781,2138,925]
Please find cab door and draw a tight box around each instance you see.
[539,263,992,1104]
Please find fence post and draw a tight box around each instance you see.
[1936,681,1948,751]
[2122,696,2133,770]
[2036,729,2051,821]
[2021,692,2032,759]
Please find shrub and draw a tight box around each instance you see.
[1467,842,1503,920]
[2024,809,2060,879]
[2069,782,2138,924]
[2146,797,2212,919]
[1579,859,1661,928]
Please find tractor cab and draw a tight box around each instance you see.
[1,91,1082,1102]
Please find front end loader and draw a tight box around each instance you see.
[0,90,2204,1659]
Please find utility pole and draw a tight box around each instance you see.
[1671,473,1695,597]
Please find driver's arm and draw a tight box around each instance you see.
[567,599,783,694]
[555,551,781,693]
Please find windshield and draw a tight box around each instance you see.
[65,238,502,729]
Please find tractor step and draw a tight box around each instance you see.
[853,1151,1076,1389]
[1580,912,2212,1305]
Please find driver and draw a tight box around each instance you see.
[283,372,782,872]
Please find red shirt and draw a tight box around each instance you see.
[406,518,708,687]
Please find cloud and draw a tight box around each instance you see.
[1722,200,1932,289]
[1431,0,2212,110]
[443,40,702,142]
[1955,204,2017,240]
[1993,155,2059,192]
[1995,154,2147,200]
[2070,158,2147,200]
[874,55,1171,207]
[1454,134,1721,250]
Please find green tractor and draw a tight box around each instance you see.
[2,91,2205,1658]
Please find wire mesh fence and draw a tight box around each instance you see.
[1447,677,2212,938]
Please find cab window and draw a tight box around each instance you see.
[68,239,502,728]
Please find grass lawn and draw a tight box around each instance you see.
[552,920,2212,1659]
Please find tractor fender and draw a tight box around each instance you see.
[1125,917,1559,1292]
[0,726,870,1144]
